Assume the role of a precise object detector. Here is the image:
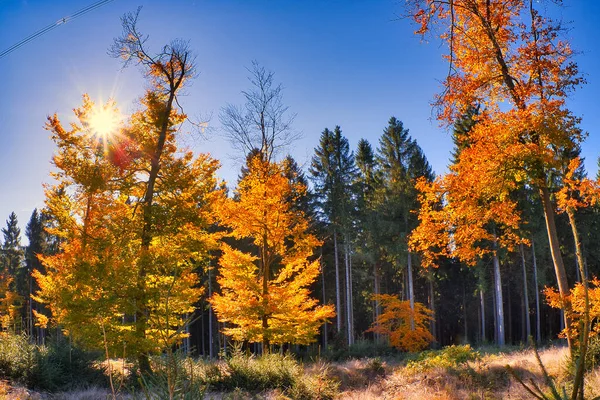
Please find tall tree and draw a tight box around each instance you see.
[310,126,357,344]
[25,209,48,341]
[210,156,335,350]
[376,117,433,331]
[35,95,219,372]
[407,0,585,355]
[2,212,23,279]
[1,212,24,332]
[107,8,201,374]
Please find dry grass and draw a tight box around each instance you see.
[7,346,600,399]
[341,346,590,400]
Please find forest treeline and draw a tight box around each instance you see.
[3,106,598,356]
[1,2,600,383]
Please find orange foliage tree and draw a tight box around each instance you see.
[210,155,335,351]
[34,95,220,361]
[367,294,433,352]
[406,0,585,353]
[0,274,21,332]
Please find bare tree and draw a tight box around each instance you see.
[220,61,298,161]
[109,7,196,375]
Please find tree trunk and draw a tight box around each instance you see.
[333,228,342,334]
[374,263,381,343]
[349,247,354,345]
[261,231,270,354]
[208,264,214,359]
[532,239,541,344]
[462,284,468,343]
[539,185,572,352]
[493,253,505,346]
[520,243,531,341]
[344,238,352,346]
[428,275,436,342]
[567,209,589,400]
[321,251,328,349]
[480,288,486,343]
[408,252,415,331]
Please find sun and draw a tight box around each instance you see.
[88,105,121,140]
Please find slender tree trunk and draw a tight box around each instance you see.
[480,288,486,343]
[408,252,415,331]
[539,185,572,352]
[567,209,589,400]
[349,247,354,345]
[374,263,381,343]
[507,279,513,344]
[344,238,352,346]
[492,279,498,343]
[184,313,190,355]
[429,275,436,342]
[493,253,505,346]
[333,228,342,334]
[520,243,531,341]
[136,90,178,375]
[532,239,541,344]
[321,251,328,349]
[462,284,468,343]
[208,264,214,359]
[261,232,269,354]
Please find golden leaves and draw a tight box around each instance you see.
[210,156,334,345]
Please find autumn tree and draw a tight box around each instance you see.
[104,8,207,374]
[407,0,585,347]
[210,155,335,351]
[34,90,219,372]
[367,294,433,352]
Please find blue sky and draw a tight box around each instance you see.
[1,0,599,234]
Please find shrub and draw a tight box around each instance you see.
[31,338,107,391]
[0,333,36,384]
[405,344,481,373]
[197,347,338,399]
[0,333,106,392]
[322,339,399,361]
[139,351,206,400]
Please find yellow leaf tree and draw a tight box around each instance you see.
[34,95,220,364]
[210,155,335,351]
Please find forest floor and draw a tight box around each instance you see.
[3,345,600,399]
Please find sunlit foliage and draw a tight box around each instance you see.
[211,155,335,347]
[367,294,433,352]
[34,95,220,357]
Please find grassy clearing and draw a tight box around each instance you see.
[5,332,600,399]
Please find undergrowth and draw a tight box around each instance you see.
[196,347,338,399]
[405,344,481,373]
[0,333,107,392]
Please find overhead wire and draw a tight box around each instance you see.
[0,0,115,60]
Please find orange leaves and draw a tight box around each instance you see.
[367,294,434,352]
[545,279,600,342]
[0,273,21,331]
[556,157,600,213]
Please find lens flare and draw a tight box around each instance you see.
[88,105,121,141]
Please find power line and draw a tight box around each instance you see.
[0,0,116,60]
